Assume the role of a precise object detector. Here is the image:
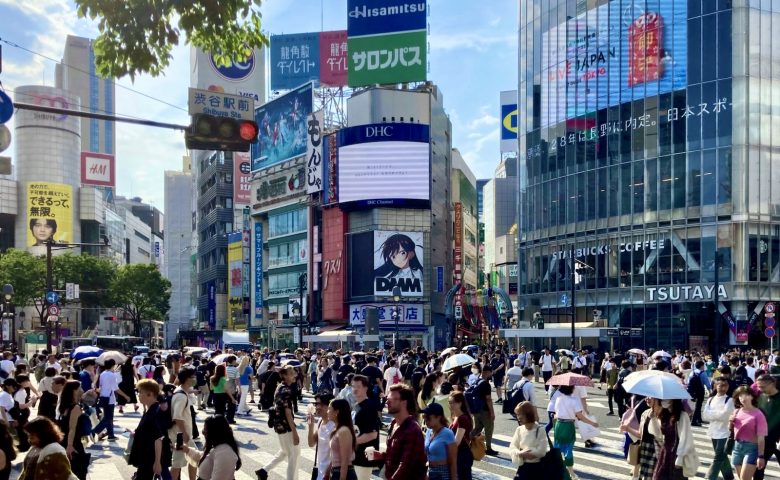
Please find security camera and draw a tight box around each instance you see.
[533,312,543,320]
[592,309,602,318]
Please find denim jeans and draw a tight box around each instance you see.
[707,438,734,480]
[91,397,115,438]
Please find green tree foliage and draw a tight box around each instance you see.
[0,249,45,309]
[110,264,171,337]
[74,0,269,79]
[52,253,116,308]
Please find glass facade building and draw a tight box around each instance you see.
[517,0,780,350]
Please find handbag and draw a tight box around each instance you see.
[529,427,565,480]
[470,433,487,461]
[627,441,640,466]
[123,433,135,464]
[576,414,601,442]
[311,419,320,480]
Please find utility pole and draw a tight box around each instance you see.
[713,251,720,357]
[570,246,576,350]
[45,239,53,351]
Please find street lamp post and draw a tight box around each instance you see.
[2,284,13,349]
[392,286,402,351]
[292,300,301,347]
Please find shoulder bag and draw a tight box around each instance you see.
[517,427,564,480]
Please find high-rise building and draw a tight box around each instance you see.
[451,149,478,289]
[164,162,193,347]
[55,35,115,156]
[516,0,763,351]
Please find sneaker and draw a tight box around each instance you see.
[495,399,503,404]
[606,412,615,416]
[98,432,108,441]
[255,468,268,480]
[486,449,499,456]
[107,437,118,442]
[584,440,594,448]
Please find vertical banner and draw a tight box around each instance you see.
[227,232,243,330]
[306,110,324,194]
[319,30,348,87]
[254,222,264,322]
[454,202,463,283]
[26,182,73,251]
[207,283,216,330]
[233,152,252,205]
[500,90,518,153]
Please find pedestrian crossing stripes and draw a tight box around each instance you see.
[9,404,780,479]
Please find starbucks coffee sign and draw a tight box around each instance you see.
[646,284,729,302]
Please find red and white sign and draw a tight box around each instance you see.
[80,152,115,187]
[47,304,61,316]
[234,152,252,205]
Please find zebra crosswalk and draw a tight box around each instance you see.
[8,401,780,479]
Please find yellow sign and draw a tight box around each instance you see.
[26,182,73,249]
[502,107,518,135]
[227,232,244,330]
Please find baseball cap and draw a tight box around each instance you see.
[421,402,445,417]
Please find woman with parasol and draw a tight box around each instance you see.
[548,373,599,480]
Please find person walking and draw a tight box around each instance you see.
[688,360,711,427]
[210,364,236,417]
[448,391,473,480]
[256,365,300,480]
[56,380,90,480]
[605,361,619,416]
[307,392,336,480]
[422,402,457,480]
[326,399,358,480]
[0,421,16,480]
[182,415,241,480]
[18,417,75,480]
[510,401,549,479]
[351,375,381,480]
[128,379,172,480]
[91,359,129,442]
[702,377,735,480]
[553,385,599,480]
[730,386,767,480]
[649,399,697,480]
[117,357,139,414]
[506,359,523,399]
[471,365,498,456]
[258,361,280,411]
[237,356,254,416]
[754,374,780,480]
[369,384,426,480]
[539,348,555,391]
[169,367,197,480]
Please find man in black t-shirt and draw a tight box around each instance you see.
[361,356,384,399]
[258,361,280,410]
[472,365,497,456]
[131,379,172,480]
[351,374,381,480]
[336,355,355,394]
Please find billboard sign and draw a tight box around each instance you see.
[350,303,424,326]
[253,161,306,208]
[26,182,73,250]
[80,152,115,187]
[320,30,348,87]
[541,0,687,127]
[187,87,254,120]
[348,30,426,87]
[251,82,314,172]
[233,152,252,205]
[306,110,324,194]
[346,0,427,87]
[373,231,424,297]
[337,123,430,205]
[207,283,216,330]
[254,222,263,321]
[227,232,243,330]
[270,33,321,90]
[192,48,265,103]
[347,0,427,37]
[500,90,518,152]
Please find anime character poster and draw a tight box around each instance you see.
[251,82,314,172]
[373,231,424,297]
[26,182,73,255]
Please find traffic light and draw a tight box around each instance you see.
[184,114,259,152]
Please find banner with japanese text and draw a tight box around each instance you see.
[26,182,73,249]
[348,30,426,87]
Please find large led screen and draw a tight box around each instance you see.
[541,0,687,127]
[337,123,430,206]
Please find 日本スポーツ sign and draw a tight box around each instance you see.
[346,0,427,87]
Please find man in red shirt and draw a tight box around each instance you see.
[372,384,426,480]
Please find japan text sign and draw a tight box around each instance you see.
[270,33,321,90]
[348,30,426,87]
[80,152,115,187]
[188,87,254,121]
[306,110,324,194]
[319,30,348,87]
[26,183,73,249]
[350,303,424,325]
[347,0,427,37]
[233,152,252,205]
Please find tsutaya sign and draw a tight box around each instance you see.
[552,238,667,260]
[646,284,730,303]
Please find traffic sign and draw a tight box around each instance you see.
[766,327,776,338]
[47,315,59,323]
[0,90,13,124]
[0,125,10,154]
[45,291,59,304]
[454,305,463,320]
[47,304,60,316]
[767,302,776,314]
[560,293,569,306]
[767,317,776,328]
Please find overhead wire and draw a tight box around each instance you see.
[0,37,189,113]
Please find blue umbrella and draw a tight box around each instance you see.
[71,345,103,361]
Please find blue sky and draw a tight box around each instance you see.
[0,0,517,211]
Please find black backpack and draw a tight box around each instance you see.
[614,370,630,402]
[465,379,487,413]
[687,372,705,399]
[503,379,528,414]
[157,390,187,430]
